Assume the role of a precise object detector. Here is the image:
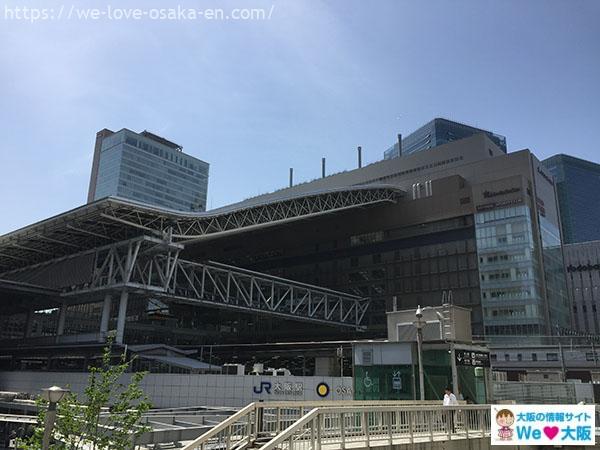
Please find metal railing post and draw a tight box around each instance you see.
[257,403,264,437]
[340,412,346,450]
[428,411,434,441]
[408,411,414,444]
[479,408,485,438]
[311,417,316,450]
[387,411,393,445]
[362,411,369,446]
[276,407,281,433]
[316,413,322,450]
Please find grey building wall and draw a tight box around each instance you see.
[0,372,354,408]
[563,241,600,334]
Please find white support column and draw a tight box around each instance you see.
[99,293,112,340]
[56,303,67,336]
[450,341,459,395]
[115,291,128,344]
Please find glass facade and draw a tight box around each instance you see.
[476,205,547,337]
[94,129,209,212]
[542,154,600,244]
[384,118,507,160]
[353,365,415,400]
[538,215,570,330]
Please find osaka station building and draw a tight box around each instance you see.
[0,132,571,371]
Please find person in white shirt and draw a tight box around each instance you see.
[443,387,458,432]
[443,387,458,406]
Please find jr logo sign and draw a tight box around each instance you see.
[253,381,271,394]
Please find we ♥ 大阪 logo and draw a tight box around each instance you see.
[491,405,595,446]
[543,426,559,440]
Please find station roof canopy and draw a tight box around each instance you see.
[0,185,403,273]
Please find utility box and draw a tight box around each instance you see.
[223,364,245,376]
[386,304,472,343]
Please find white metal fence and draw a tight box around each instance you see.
[182,402,491,450]
[493,381,594,404]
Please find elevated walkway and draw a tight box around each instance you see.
[180,401,491,450]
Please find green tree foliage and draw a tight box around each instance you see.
[18,337,151,449]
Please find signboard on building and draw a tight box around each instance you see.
[455,350,490,367]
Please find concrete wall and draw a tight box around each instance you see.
[0,372,354,408]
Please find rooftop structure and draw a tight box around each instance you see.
[383,117,507,160]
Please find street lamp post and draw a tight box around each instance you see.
[436,311,459,396]
[41,385,69,450]
[414,306,425,401]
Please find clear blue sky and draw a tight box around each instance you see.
[1,0,599,233]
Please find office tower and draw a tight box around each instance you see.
[542,154,600,244]
[87,128,209,212]
[383,117,507,160]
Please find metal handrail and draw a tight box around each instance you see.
[182,402,257,450]
[181,400,462,450]
[259,409,320,450]
[258,404,492,450]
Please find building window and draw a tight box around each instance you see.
[362,350,373,366]
[504,354,510,361]
[350,231,384,247]
[491,354,497,361]
[517,354,522,361]
[546,353,559,361]
[532,353,537,361]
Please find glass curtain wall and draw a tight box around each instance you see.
[538,215,570,331]
[475,205,547,339]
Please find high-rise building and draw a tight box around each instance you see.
[542,154,600,244]
[383,117,507,160]
[563,240,600,334]
[87,128,209,212]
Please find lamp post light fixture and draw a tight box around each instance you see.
[41,385,69,450]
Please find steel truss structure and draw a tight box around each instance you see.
[0,185,402,272]
[17,236,369,329]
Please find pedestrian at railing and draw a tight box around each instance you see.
[443,387,459,433]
